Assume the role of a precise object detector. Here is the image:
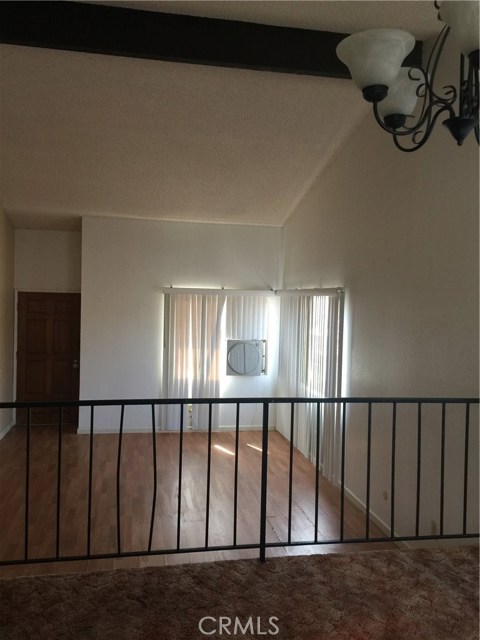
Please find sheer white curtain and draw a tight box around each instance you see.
[277,290,344,483]
[162,293,225,430]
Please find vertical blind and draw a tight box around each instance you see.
[162,292,271,430]
[276,290,344,483]
[226,295,270,340]
[162,293,225,429]
[161,287,344,482]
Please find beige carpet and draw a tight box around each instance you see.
[1,547,478,639]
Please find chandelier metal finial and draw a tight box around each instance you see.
[336,1,479,152]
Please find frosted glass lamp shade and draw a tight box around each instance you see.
[439,1,479,57]
[378,68,421,119]
[336,29,416,91]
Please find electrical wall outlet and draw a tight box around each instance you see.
[431,520,438,536]
[382,490,388,501]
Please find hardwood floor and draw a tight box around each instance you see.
[0,426,395,577]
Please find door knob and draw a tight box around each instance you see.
[73,360,79,369]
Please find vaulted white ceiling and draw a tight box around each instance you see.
[0,1,440,230]
[99,1,439,38]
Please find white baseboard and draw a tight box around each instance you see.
[77,425,272,435]
[76,426,151,434]
[0,421,15,441]
[343,489,479,550]
[218,424,275,431]
[344,486,409,549]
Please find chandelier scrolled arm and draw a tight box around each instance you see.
[371,63,458,151]
[371,68,457,135]
[336,1,479,152]
[392,102,458,152]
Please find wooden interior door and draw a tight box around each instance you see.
[16,292,81,425]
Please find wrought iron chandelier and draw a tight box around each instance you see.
[336,1,479,152]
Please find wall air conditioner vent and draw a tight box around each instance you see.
[226,339,266,376]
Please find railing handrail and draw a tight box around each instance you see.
[1,396,479,409]
[1,395,478,567]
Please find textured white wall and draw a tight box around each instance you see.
[80,216,282,430]
[282,41,479,542]
[284,104,478,399]
[0,207,14,437]
[15,229,81,292]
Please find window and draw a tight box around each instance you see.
[161,287,344,469]
[276,290,344,482]
[162,293,225,429]
[162,292,272,429]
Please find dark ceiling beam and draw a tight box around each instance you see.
[0,1,423,79]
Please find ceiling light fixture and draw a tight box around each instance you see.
[336,1,479,151]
